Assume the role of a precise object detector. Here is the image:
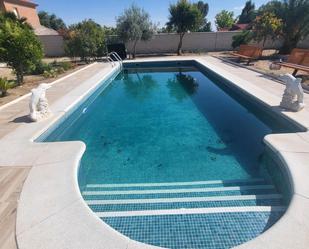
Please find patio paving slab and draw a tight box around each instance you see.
[0,166,30,249]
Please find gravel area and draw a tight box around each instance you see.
[209,51,309,88]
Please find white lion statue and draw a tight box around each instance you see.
[280,74,305,112]
[29,83,52,122]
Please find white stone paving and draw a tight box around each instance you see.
[0,56,308,249]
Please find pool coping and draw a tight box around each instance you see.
[0,57,308,248]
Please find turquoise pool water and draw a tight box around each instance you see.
[42,62,297,249]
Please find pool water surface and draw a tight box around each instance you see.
[42,63,296,248]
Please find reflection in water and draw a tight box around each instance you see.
[123,72,158,101]
[167,70,199,101]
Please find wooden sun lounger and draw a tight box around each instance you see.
[230,45,263,65]
[275,48,309,76]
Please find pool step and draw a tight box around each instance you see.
[82,185,275,196]
[82,178,285,217]
[86,194,282,205]
[85,178,266,188]
[87,195,283,213]
[96,206,286,218]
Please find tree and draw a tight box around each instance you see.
[38,11,66,31]
[238,0,256,24]
[64,19,105,62]
[0,12,43,84]
[102,26,118,44]
[116,4,155,58]
[259,0,309,54]
[167,0,203,55]
[194,1,212,32]
[215,10,235,30]
[102,26,117,36]
[252,12,282,47]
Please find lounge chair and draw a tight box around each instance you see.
[274,48,309,76]
[230,45,263,65]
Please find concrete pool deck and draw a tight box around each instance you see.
[0,56,308,249]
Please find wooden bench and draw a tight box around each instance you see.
[230,45,263,64]
[275,48,309,76]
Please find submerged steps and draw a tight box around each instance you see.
[82,178,285,216]
[82,178,286,249]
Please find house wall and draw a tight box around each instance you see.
[126,32,309,54]
[1,0,40,27]
[0,0,65,57]
[38,35,64,57]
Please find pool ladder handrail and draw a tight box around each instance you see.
[106,56,116,67]
[108,52,123,69]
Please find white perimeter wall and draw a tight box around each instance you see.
[126,31,309,54]
[38,35,65,57]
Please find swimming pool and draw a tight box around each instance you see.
[40,61,299,249]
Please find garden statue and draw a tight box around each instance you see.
[280,74,305,112]
[29,83,52,122]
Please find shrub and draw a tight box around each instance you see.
[32,61,73,78]
[42,63,71,78]
[0,77,14,97]
[28,61,52,75]
[56,67,65,74]
[232,30,254,49]
[65,19,105,62]
[43,69,58,78]
[57,61,74,71]
[0,12,43,85]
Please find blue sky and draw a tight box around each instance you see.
[35,0,269,29]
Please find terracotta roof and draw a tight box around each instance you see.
[218,28,230,32]
[229,23,250,31]
[2,0,38,7]
[34,25,60,36]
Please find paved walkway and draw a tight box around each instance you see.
[0,62,111,249]
[204,56,309,129]
[0,63,109,140]
[0,167,30,249]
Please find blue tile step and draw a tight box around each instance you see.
[84,178,269,191]
[83,188,279,200]
[88,196,283,212]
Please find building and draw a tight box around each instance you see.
[0,0,64,56]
